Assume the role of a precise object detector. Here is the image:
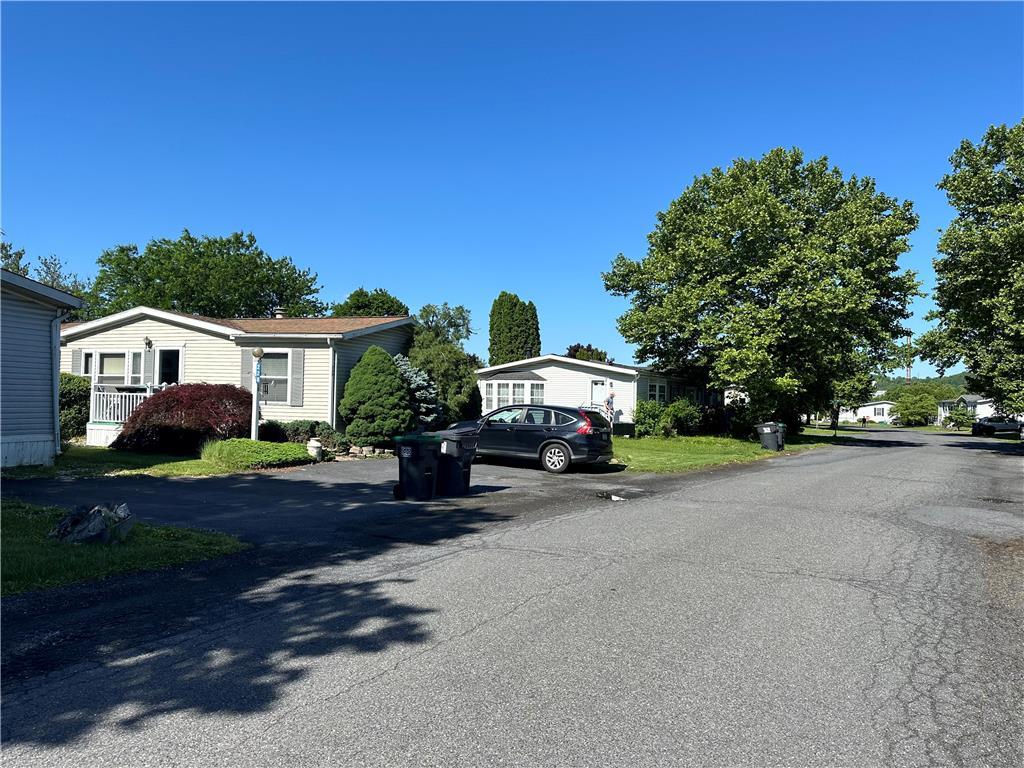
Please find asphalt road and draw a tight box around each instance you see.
[3,431,1022,766]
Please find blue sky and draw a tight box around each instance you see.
[3,2,1022,374]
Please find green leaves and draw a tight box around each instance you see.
[921,119,1024,413]
[339,346,416,447]
[604,147,921,421]
[92,230,326,318]
[488,292,540,365]
[330,287,409,317]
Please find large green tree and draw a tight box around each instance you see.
[488,292,540,365]
[919,120,1024,414]
[92,230,325,318]
[604,148,921,426]
[409,303,482,423]
[2,242,96,319]
[338,346,416,446]
[565,343,611,363]
[1,241,29,276]
[330,287,409,317]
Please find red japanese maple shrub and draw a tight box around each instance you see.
[111,383,252,454]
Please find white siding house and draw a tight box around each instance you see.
[838,400,897,424]
[60,307,414,445]
[1,269,83,467]
[937,394,998,424]
[476,355,719,434]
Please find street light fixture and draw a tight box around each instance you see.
[251,348,265,440]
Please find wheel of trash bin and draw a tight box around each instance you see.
[541,443,570,474]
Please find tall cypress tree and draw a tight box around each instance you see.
[488,292,541,365]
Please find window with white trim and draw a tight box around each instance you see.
[484,382,494,411]
[512,382,525,403]
[874,407,885,417]
[83,352,94,376]
[130,352,143,386]
[260,352,289,403]
[97,353,127,385]
[648,382,667,403]
[530,383,544,404]
[496,382,510,408]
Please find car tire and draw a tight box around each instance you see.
[541,443,571,474]
[984,426,996,437]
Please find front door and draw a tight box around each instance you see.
[591,379,606,407]
[157,349,181,385]
[478,407,524,454]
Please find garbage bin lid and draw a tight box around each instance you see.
[394,434,442,443]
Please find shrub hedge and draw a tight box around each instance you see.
[632,399,665,438]
[257,419,346,450]
[112,384,250,454]
[200,439,315,470]
[59,373,91,439]
[658,399,701,436]
[339,346,415,446]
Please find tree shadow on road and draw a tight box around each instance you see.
[1,475,509,747]
[941,437,1024,456]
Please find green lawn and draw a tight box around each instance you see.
[1,445,231,480]
[613,433,829,473]
[1,498,249,596]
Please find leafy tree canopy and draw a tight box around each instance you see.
[488,292,541,365]
[891,391,935,427]
[418,303,472,345]
[1,241,29,276]
[331,287,409,317]
[918,120,1024,414]
[92,230,325,319]
[2,241,96,320]
[409,329,482,423]
[566,343,612,363]
[604,147,921,425]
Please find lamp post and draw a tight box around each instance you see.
[251,347,264,440]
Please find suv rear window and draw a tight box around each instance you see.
[583,410,611,429]
[554,412,578,426]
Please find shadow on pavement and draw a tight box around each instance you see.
[1,474,509,747]
[942,437,1024,456]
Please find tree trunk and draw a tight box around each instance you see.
[830,407,840,431]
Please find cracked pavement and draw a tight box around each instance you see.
[2,430,1023,766]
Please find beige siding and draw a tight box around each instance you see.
[2,289,57,439]
[61,317,239,384]
[332,327,413,427]
[477,362,639,424]
[257,343,334,423]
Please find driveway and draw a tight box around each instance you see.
[3,432,1023,766]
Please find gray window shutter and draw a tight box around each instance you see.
[290,348,304,407]
[71,348,82,375]
[240,349,253,391]
[143,349,155,386]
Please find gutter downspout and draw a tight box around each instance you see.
[51,309,72,456]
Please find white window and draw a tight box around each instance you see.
[83,352,94,376]
[156,349,182,385]
[512,382,525,403]
[484,382,494,411]
[259,352,289,403]
[496,382,510,408]
[874,407,885,417]
[530,383,544,405]
[648,382,667,403]
[130,352,143,386]
[97,353,127,385]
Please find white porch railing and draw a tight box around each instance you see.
[90,388,152,424]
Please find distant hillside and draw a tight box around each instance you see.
[875,371,968,393]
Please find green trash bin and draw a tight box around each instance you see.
[393,434,442,501]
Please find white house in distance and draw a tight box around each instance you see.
[60,306,414,446]
[475,354,720,434]
[937,393,998,424]
[1,269,84,467]
[838,400,897,424]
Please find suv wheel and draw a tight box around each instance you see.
[541,443,570,474]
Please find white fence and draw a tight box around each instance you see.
[90,389,151,424]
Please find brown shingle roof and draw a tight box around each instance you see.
[61,307,411,335]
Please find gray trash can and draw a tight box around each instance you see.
[755,422,781,451]
[431,427,480,496]
[393,434,441,501]
[776,422,787,449]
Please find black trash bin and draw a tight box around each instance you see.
[393,434,441,500]
[432,428,480,497]
[755,422,781,451]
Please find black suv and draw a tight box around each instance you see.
[452,405,614,473]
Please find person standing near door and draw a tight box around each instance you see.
[604,389,615,423]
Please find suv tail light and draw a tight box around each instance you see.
[576,411,594,435]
